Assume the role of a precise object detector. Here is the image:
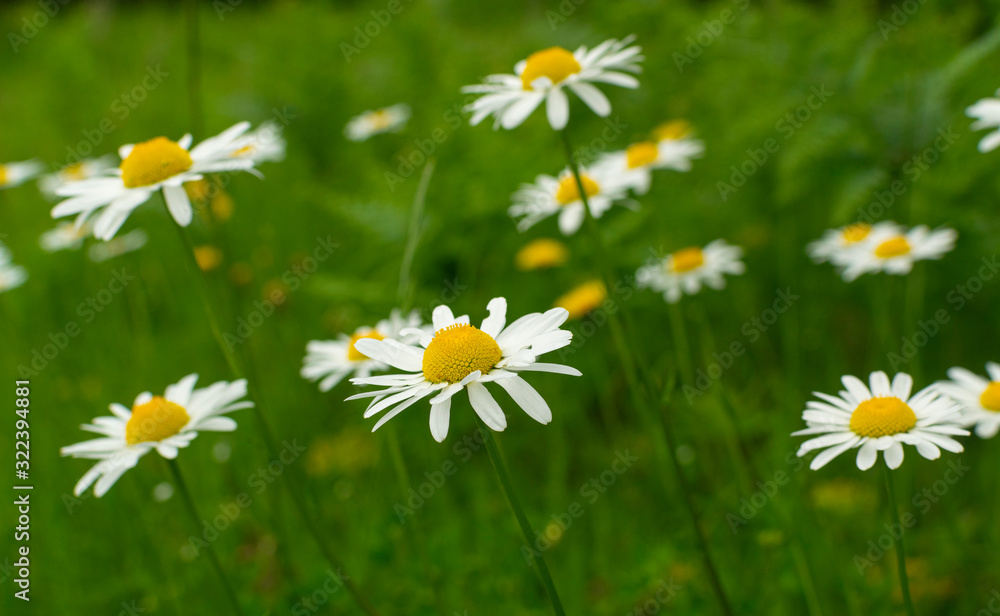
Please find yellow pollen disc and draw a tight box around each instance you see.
[653,120,692,141]
[521,47,581,90]
[422,324,502,383]
[516,238,569,270]
[348,331,385,362]
[670,247,705,273]
[62,162,87,181]
[126,396,190,445]
[980,382,1000,412]
[842,223,871,244]
[626,142,659,169]
[874,236,911,259]
[555,280,607,320]
[120,137,193,188]
[0,166,7,185]
[555,174,599,205]
[849,396,917,438]
[194,246,223,272]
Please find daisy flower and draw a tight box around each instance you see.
[302,309,424,392]
[837,225,956,282]
[0,159,43,190]
[515,238,569,270]
[60,374,252,497]
[230,121,287,164]
[636,240,745,303]
[806,221,901,264]
[936,363,1000,438]
[347,298,580,442]
[87,229,148,263]
[794,371,968,470]
[0,241,27,293]
[40,220,92,253]
[966,89,1000,152]
[51,122,258,241]
[595,133,704,195]
[509,165,631,235]
[554,280,607,319]
[344,104,411,142]
[462,36,643,131]
[38,155,117,200]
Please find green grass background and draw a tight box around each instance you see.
[2,0,1000,614]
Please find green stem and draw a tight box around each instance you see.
[398,159,435,306]
[169,217,381,616]
[668,301,694,385]
[166,459,245,616]
[475,417,565,616]
[882,465,916,616]
[558,130,734,616]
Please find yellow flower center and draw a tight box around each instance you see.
[842,223,871,244]
[62,162,87,181]
[194,246,223,271]
[348,331,385,362]
[370,109,393,130]
[874,236,911,259]
[670,247,705,273]
[516,238,569,270]
[120,137,193,188]
[555,174,599,205]
[0,165,7,185]
[125,396,190,445]
[422,324,502,383]
[980,382,1000,412]
[849,396,917,438]
[653,120,692,141]
[626,142,659,169]
[555,280,607,320]
[521,47,581,90]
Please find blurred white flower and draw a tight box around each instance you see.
[463,36,643,131]
[38,155,117,200]
[806,221,902,264]
[966,89,1000,152]
[87,229,147,262]
[230,121,287,164]
[344,104,411,142]
[936,363,1000,439]
[0,159,43,190]
[636,240,744,303]
[509,165,631,235]
[0,241,27,293]
[795,371,967,471]
[51,123,258,240]
[594,134,704,195]
[40,220,93,253]
[836,224,956,282]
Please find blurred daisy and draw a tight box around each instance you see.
[554,280,606,319]
[0,159,43,190]
[344,104,411,142]
[463,36,643,131]
[936,363,1000,438]
[347,298,580,442]
[967,89,1000,152]
[302,309,424,392]
[230,121,286,164]
[652,119,693,141]
[806,221,901,264]
[595,135,704,195]
[636,240,744,303]
[51,122,258,240]
[88,229,147,262]
[39,155,117,200]
[40,220,92,252]
[837,225,956,282]
[515,238,569,270]
[794,371,967,471]
[61,374,252,497]
[510,166,630,235]
[0,241,27,293]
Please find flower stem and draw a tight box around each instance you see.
[558,129,733,616]
[667,301,694,385]
[166,458,245,616]
[169,217,381,616]
[398,158,435,306]
[882,465,917,616]
[475,417,566,616]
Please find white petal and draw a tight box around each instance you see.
[480,297,507,337]
[546,87,570,130]
[495,375,552,424]
[856,440,878,470]
[467,381,507,431]
[163,185,193,227]
[429,398,451,443]
[884,442,905,469]
[568,82,611,116]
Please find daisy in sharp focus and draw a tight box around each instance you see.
[936,363,1000,438]
[966,88,1000,152]
[344,104,411,142]
[0,241,27,293]
[51,122,259,240]
[794,371,967,470]
[302,309,424,392]
[462,36,643,131]
[60,374,252,497]
[346,298,581,442]
[836,224,956,282]
[636,240,745,303]
[0,159,43,190]
[38,155,117,200]
[510,165,631,235]
[595,128,704,195]
[806,221,902,265]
